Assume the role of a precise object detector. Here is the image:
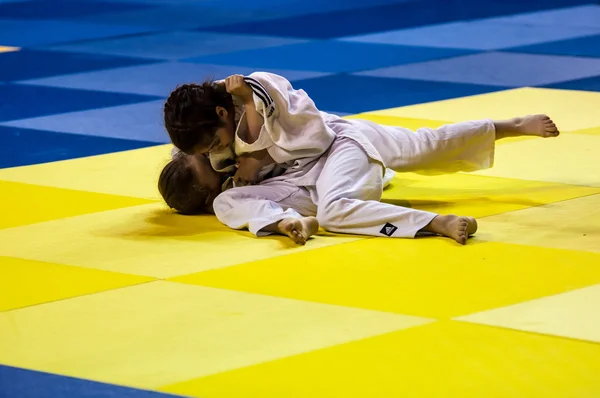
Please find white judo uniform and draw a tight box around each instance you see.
[174,71,496,238]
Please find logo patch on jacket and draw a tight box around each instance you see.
[380,223,398,237]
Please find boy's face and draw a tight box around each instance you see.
[193,106,235,155]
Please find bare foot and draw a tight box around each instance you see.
[277,216,319,245]
[495,114,560,139]
[425,215,478,245]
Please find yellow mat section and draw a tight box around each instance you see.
[479,193,600,254]
[0,281,431,389]
[0,145,172,199]
[160,321,600,398]
[0,46,18,53]
[382,172,600,218]
[1,86,599,396]
[367,87,600,132]
[571,126,600,136]
[0,180,156,230]
[0,256,153,311]
[471,133,600,187]
[458,284,600,344]
[170,239,600,319]
[0,203,363,278]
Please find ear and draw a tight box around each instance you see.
[215,106,228,119]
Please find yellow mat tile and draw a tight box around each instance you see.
[0,46,18,53]
[0,203,363,278]
[0,144,172,200]
[470,133,600,187]
[381,172,599,219]
[0,180,156,230]
[458,284,600,344]
[479,194,600,254]
[160,321,600,398]
[571,126,600,136]
[367,87,600,132]
[171,239,600,319]
[0,256,153,312]
[0,281,431,389]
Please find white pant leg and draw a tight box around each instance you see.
[313,138,437,238]
[213,181,316,236]
[359,119,496,174]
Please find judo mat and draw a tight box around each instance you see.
[2,0,600,396]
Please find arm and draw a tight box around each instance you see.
[213,186,303,236]
[224,75,264,145]
[234,149,275,185]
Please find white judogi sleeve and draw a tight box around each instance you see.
[235,72,336,167]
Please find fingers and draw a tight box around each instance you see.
[225,74,245,93]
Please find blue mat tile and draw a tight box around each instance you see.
[340,20,600,50]
[355,52,600,87]
[506,34,600,58]
[1,100,170,143]
[0,19,161,47]
[0,49,156,82]
[18,62,332,96]
[0,84,160,122]
[184,41,475,73]
[0,125,158,168]
[488,5,600,29]
[42,31,306,61]
[198,0,410,14]
[200,0,594,39]
[544,75,600,92]
[82,4,292,29]
[0,365,182,398]
[291,74,506,114]
[0,1,153,20]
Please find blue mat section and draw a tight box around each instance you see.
[0,365,182,398]
[292,74,507,114]
[340,20,600,50]
[506,34,600,58]
[1,100,170,143]
[43,31,306,60]
[0,84,160,122]
[0,50,156,82]
[200,0,595,39]
[0,19,161,47]
[354,52,600,87]
[0,1,153,19]
[184,41,475,73]
[0,126,158,168]
[18,62,331,96]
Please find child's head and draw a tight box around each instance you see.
[158,152,224,214]
[164,81,236,155]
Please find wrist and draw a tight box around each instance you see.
[243,94,255,106]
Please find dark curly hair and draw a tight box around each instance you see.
[163,81,235,154]
[158,154,209,215]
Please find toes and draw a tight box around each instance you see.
[292,230,306,245]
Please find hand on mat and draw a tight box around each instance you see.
[225,74,253,102]
[234,153,263,185]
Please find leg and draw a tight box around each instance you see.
[313,138,476,243]
[212,181,318,245]
[351,115,559,175]
[494,114,560,139]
